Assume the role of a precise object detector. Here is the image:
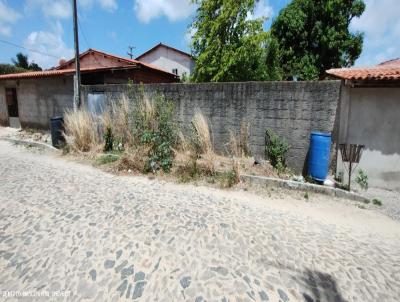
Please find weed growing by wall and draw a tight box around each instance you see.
[265,128,290,173]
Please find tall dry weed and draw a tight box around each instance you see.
[64,109,98,152]
[228,121,251,157]
[109,96,132,146]
[191,111,212,155]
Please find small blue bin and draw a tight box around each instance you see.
[308,131,331,181]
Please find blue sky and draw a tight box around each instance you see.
[0,0,399,69]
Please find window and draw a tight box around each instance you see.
[172,68,178,75]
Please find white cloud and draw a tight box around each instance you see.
[99,0,117,11]
[134,0,195,23]
[0,0,21,36]
[24,22,74,69]
[80,0,118,12]
[25,0,71,19]
[247,0,273,21]
[351,0,400,66]
[0,25,11,36]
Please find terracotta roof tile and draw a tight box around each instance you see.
[378,58,400,66]
[0,65,138,80]
[326,66,400,81]
[0,48,179,81]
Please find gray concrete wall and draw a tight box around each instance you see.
[337,86,400,191]
[0,77,74,129]
[82,81,341,172]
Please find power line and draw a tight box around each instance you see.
[77,14,90,49]
[76,14,105,67]
[0,39,60,59]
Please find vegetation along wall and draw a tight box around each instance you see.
[82,81,342,173]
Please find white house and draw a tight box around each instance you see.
[136,43,195,80]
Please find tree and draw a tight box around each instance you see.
[270,0,365,80]
[190,0,275,82]
[11,52,42,71]
[0,64,27,75]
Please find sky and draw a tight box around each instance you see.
[0,0,399,69]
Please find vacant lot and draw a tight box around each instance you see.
[0,140,399,301]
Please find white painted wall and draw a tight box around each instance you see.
[138,46,195,79]
[337,86,400,191]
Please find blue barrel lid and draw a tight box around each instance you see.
[311,131,331,137]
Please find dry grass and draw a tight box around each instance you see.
[239,121,251,156]
[117,146,150,173]
[228,129,240,157]
[64,109,99,152]
[228,121,251,157]
[176,130,190,153]
[135,94,155,132]
[191,111,212,154]
[109,96,132,145]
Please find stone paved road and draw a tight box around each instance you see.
[0,141,400,302]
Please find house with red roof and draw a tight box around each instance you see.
[0,49,178,128]
[326,59,400,191]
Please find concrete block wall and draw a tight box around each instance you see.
[0,77,74,129]
[82,81,341,172]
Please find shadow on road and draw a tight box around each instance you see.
[300,269,347,302]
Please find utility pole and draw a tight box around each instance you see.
[72,0,81,110]
[127,45,135,59]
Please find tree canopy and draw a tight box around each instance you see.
[270,0,365,80]
[11,53,42,71]
[190,0,276,82]
[0,64,28,75]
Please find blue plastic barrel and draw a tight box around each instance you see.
[308,131,331,181]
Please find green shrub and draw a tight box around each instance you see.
[103,126,114,152]
[355,169,368,190]
[265,129,290,172]
[218,170,238,188]
[95,154,119,165]
[372,198,382,206]
[132,91,177,173]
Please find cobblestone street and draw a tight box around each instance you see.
[0,140,399,302]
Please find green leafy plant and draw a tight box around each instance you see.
[355,169,368,190]
[218,169,239,188]
[132,91,178,173]
[95,154,119,166]
[304,192,309,200]
[265,129,290,173]
[372,198,382,206]
[103,126,114,152]
[190,0,275,82]
[270,0,365,80]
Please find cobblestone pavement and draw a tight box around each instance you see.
[0,141,400,302]
[363,187,400,222]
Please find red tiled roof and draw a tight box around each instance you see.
[0,48,178,80]
[57,48,177,76]
[0,65,139,80]
[326,64,400,81]
[378,58,400,66]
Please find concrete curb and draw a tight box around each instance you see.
[0,137,59,152]
[240,174,370,203]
